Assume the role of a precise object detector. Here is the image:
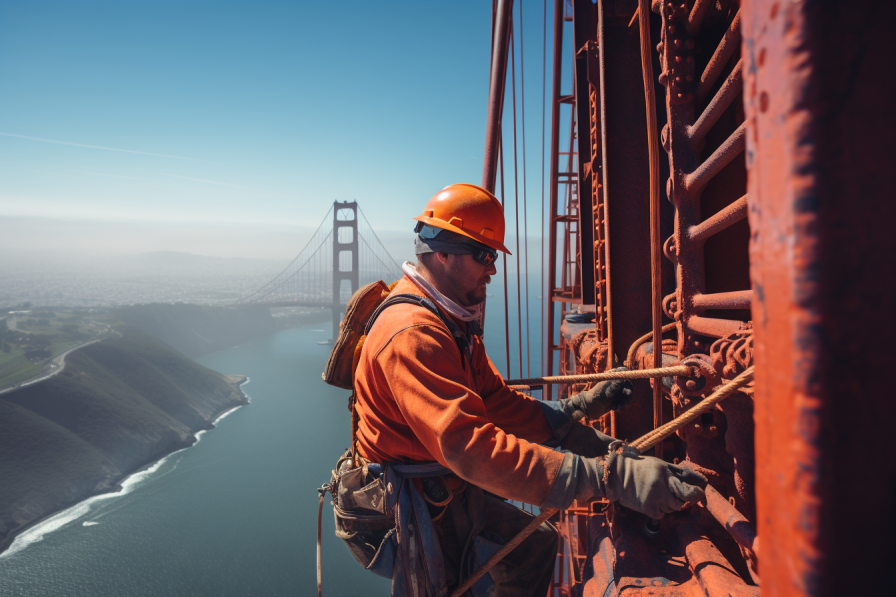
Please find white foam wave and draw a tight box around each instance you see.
[213,404,243,424]
[1,502,91,558]
[0,397,248,559]
[1,444,189,559]
[82,522,99,527]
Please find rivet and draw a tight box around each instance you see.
[686,74,693,82]
[686,39,695,49]
[668,25,676,34]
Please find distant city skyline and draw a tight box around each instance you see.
[0,0,561,259]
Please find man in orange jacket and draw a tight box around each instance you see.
[352,184,706,596]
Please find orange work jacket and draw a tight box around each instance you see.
[353,276,563,507]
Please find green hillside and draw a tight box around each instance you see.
[0,325,247,552]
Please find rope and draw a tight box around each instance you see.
[449,507,556,597]
[504,364,693,387]
[451,366,754,597]
[629,366,754,453]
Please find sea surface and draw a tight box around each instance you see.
[0,285,546,596]
[0,325,392,596]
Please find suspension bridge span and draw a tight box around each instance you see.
[236,201,404,340]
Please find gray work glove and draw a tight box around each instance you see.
[575,445,707,519]
[559,423,616,458]
[561,367,634,422]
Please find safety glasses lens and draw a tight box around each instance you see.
[418,224,442,240]
[473,249,498,266]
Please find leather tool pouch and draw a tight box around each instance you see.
[329,450,396,577]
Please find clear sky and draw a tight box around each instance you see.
[0,0,565,260]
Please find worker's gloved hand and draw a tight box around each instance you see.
[559,423,615,458]
[575,445,707,519]
[565,367,634,421]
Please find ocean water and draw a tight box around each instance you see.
[0,279,552,596]
[0,326,391,596]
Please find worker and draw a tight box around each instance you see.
[346,183,707,596]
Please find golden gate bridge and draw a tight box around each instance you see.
[236,201,403,339]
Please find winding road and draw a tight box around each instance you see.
[0,339,100,397]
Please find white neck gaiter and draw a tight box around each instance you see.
[402,262,483,323]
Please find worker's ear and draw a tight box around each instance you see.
[434,252,451,267]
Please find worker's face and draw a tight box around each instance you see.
[442,253,497,307]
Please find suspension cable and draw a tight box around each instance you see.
[540,0,547,382]
[519,0,531,378]
[499,132,512,378]
[510,16,524,379]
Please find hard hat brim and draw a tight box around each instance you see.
[413,215,512,255]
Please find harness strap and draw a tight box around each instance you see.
[364,293,476,364]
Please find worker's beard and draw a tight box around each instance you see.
[442,260,490,307]
[465,276,490,305]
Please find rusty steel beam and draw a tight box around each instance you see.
[688,194,748,243]
[744,0,896,594]
[685,122,746,192]
[689,59,743,142]
[481,0,513,193]
[704,485,759,562]
[698,10,741,102]
[686,315,744,339]
[692,290,752,311]
[686,0,713,36]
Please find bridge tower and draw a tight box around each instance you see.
[331,201,359,340]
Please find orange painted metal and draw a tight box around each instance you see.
[743,0,895,594]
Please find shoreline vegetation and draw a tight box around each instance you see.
[0,323,253,558]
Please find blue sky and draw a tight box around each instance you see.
[0,0,570,260]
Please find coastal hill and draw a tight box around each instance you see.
[0,325,248,553]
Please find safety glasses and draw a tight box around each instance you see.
[415,222,499,265]
[471,246,498,266]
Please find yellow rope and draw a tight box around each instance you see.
[504,364,693,388]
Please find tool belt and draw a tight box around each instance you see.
[326,450,395,576]
[321,450,461,594]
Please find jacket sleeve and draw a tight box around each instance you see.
[373,322,565,506]
[472,345,555,445]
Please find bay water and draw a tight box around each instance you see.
[0,279,549,596]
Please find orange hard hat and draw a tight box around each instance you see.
[412,183,511,254]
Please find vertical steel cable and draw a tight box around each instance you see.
[510,17,524,378]
[636,0,665,457]
[541,0,547,382]
[519,0,531,378]
[499,133,512,378]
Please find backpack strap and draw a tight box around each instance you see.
[365,293,476,364]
